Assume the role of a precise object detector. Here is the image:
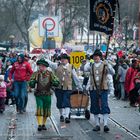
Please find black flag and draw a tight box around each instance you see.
[90,0,117,35]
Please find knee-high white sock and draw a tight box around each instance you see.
[59,109,65,116]
[103,114,109,126]
[65,108,70,118]
[94,115,100,126]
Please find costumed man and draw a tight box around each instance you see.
[84,49,115,132]
[29,59,54,131]
[46,53,83,123]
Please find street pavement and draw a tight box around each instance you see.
[109,96,140,139]
[0,105,14,140]
[0,93,140,140]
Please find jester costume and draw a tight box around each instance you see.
[30,59,53,131]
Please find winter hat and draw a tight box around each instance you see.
[93,49,102,58]
[37,59,49,67]
[0,75,4,81]
[18,54,24,60]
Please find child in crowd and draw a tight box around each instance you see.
[0,75,8,113]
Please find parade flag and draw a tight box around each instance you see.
[90,0,117,35]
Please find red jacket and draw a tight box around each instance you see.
[9,61,33,81]
[125,67,138,94]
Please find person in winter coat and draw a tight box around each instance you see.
[118,59,129,100]
[131,63,140,107]
[125,59,138,106]
[0,75,8,113]
[9,54,33,114]
[4,59,15,105]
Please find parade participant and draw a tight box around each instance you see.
[84,49,115,132]
[9,54,33,114]
[29,59,54,131]
[46,53,83,123]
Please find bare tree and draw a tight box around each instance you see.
[0,1,16,41]
[114,0,139,42]
[49,0,88,45]
[10,0,36,51]
[1,0,48,50]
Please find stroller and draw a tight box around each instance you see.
[70,90,90,120]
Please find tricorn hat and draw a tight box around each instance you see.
[60,53,70,60]
[37,59,49,67]
[93,49,102,58]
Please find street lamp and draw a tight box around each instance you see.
[9,35,15,48]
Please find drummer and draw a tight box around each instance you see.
[46,53,83,123]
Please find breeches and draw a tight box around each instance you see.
[55,89,72,109]
[90,90,110,115]
[35,95,51,117]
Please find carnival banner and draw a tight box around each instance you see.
[90,0,117,35]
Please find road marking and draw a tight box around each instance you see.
[50,115,61,136]
[50,115,73,140]
[87,112,140,139]
[109,117,140,140]
[7,105,17,140]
